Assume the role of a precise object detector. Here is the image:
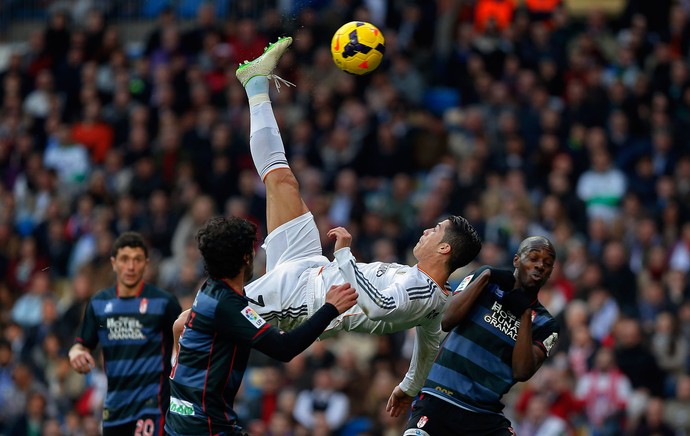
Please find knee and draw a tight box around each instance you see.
[266,168,300,191]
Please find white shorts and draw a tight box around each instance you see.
[245,212,330,330]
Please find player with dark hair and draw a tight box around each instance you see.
[69,231,181,436]
[165,216,358,436]
[403,236,560,435]
[221,36,483,415]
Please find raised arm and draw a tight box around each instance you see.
[254,283,358,361]
[512,309,548,381]
[328,226,405,320]
[442,269,490,331]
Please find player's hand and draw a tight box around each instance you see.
[69,346,96,374]
[488,267,516,291]
[325,283,358,314]
[501,288,533,317]
[327,227,352,252]
[386,385,414,417]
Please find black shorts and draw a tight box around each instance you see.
[103,415,163,436]
[404,394,514,436]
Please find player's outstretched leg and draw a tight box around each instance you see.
[236,36,308,234]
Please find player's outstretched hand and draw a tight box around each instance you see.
[327,227,352,252]
[325,283,358,314]
[386,385,414,417]
[69,346,96,374]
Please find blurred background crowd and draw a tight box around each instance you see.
[0,0,689,434]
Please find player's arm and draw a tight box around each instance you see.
[387,322,441,417]
[512,309,547,381]
[255,283,357,361]
[328,229,405,320]
[442,269,491,331]
[69,301,98,374]
[329,227,400,320]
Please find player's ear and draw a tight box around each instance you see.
[512,254,520,268]
[438,242,451,255]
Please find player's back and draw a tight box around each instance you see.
[318,261,450,336]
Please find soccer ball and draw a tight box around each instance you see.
[331,21,385,75]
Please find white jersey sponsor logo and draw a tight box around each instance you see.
[106,317,146,340]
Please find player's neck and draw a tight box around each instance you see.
[221,276,245,295]
[117,281,144,298]
[417,262,448,289]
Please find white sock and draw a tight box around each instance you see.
[250,102,289,181]
[245,76,270,107]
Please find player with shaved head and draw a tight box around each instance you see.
[403,236,560,435]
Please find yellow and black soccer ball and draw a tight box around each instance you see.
[331,21,385,75]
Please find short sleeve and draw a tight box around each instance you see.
[532,318,560,357]
[454,265,491,294]
[76,301,99,349]
[213,297,271,345]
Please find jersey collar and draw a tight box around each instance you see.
[417,265,450,296]
[220,278,245,297]
[116,281,145,298]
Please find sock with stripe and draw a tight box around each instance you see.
[247,77,289,181]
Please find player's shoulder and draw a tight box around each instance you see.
[532,303,560,332]
[91,286,117,301]
[142,284,176,300]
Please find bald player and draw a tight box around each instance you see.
[403,236,560,436]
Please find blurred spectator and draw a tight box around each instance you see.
[630,396,675,436]
[576,147,627,224]
[575,347,632,435]
[664,374,690,434]
[70,99,114,165]
[614,317,667,398]
[11,271,52,330]
[6,235,49,294]
[293,368,349,433]
[6,390,51,436]
[514,393,569,436]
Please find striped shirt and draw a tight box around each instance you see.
[76,283,181,427]
[165,279,271,436]
[422,266,559,414]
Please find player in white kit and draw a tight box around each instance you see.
[233,36,481,415]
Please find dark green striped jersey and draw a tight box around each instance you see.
[165,279,272,436]
[76,283,181,427]
[421,266,559,414]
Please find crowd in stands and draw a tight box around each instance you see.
[0,0,689,434]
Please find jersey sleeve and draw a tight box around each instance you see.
[532,317,560,358]
[75,301,99,349]
[333,247,411,321]
[213,297,271,345]
[398,321,442,396]
[453,265,491,294]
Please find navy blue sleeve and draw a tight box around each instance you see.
[76,301,99,349]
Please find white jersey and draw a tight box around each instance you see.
[245,247,450,395]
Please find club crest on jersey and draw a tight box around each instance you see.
[241,306,266,329]
[455,274,474,293]
[139,298,148,314]
[417,416,429,428]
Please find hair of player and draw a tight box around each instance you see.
[197,216,257,280]
[111,231,148,258]
[517,236,556,259]
[443,215,482,272]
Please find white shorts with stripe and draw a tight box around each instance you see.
[245,212,330,330]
